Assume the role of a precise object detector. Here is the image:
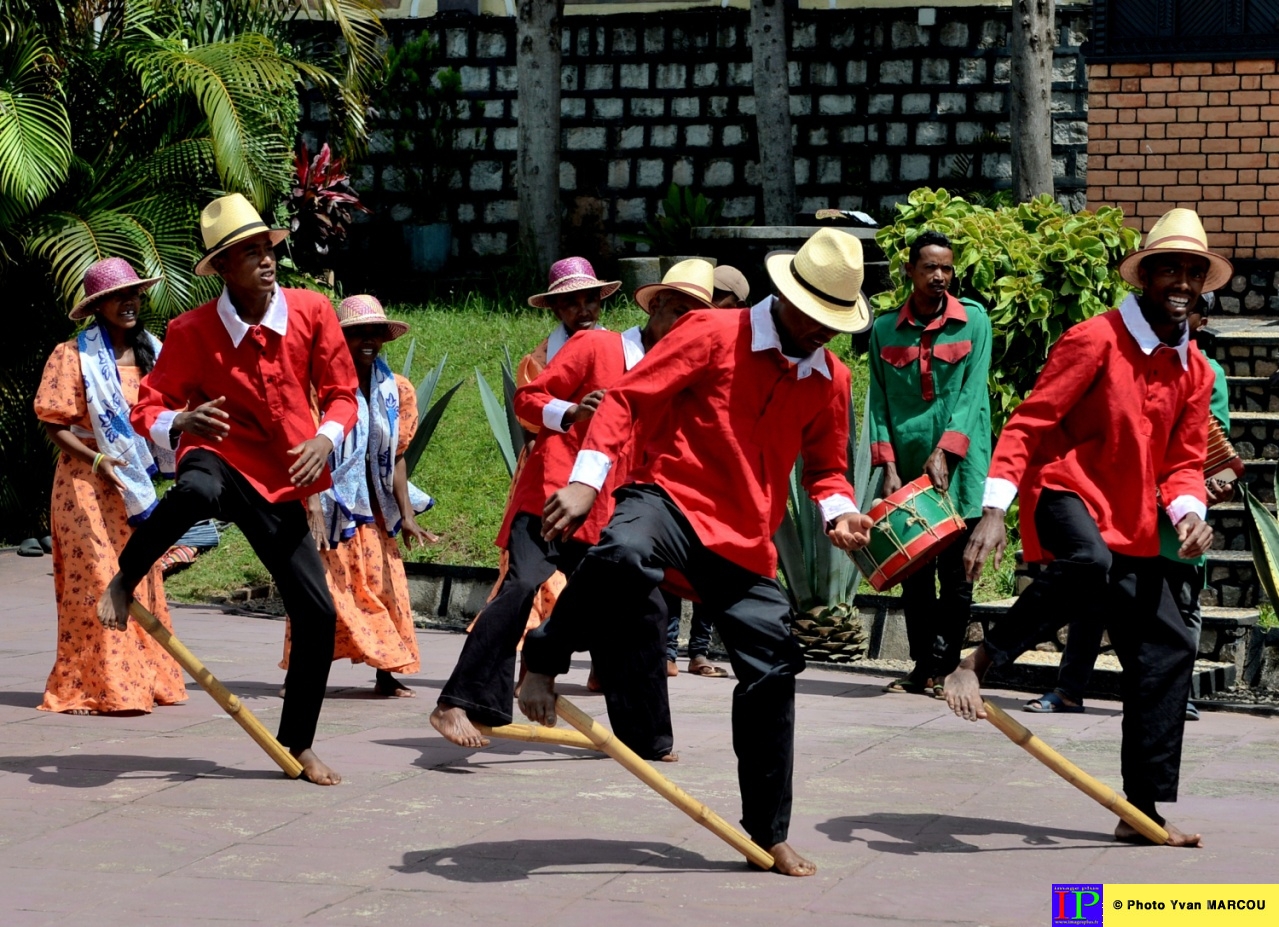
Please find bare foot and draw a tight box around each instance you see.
[374,670,415,698]
[658,752,679,763]
[66,708,100,716]
[1115,819,1203,848]
[943,646,993,721]
[293,748,341,785]
[96,574,132,631]
[586,664,602,692]
[518,672,558,726]
[666,660,679,677]
[754,841,817,877]
[429,703,490,748]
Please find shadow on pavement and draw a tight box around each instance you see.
[795,677,898,699]
[375,736,604,774]
[0,691,44,709]
[817,813,1112,854]
[395,838,744,880]
[0,754,287,787]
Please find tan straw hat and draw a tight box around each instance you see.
[336,295,409,340]
[194,193,290,277]
[634,259,716,313]
[69,257,162,320]
[1118,208,1233,292]
[712,265,750,302]
[765,228,871,333]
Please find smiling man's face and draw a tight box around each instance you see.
[1138,252,1210,326]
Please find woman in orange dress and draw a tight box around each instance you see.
[283,296,436,696]
[34,258,187,714]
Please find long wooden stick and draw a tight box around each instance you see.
[129,601,304,779]
[983,700,1170,845]
[476,721,599,750]
[554,696,775,870]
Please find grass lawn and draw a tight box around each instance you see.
[165,295,1016,603]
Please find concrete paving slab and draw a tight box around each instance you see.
[2,550,1278,926]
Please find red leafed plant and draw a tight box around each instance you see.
[288,141,370,265]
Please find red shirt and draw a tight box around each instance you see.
[573,306,855,577]
[131,288,358,503]
[988,304,1212,561]
[498,328,643,547]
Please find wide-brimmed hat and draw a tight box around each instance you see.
[336,295,409,340]
[1118,208,1233,292]
[194,193,290,277]
[528,257,621,308]
[713,265,750,302]
[69,257,162,320]
[765,228,871,333]
[634,259,717,313]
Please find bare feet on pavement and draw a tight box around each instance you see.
[96,574,131,631]
[666,660,679,677]
[293,748,341,785]
[429,703,490,748]
[943,646,993,721]
[1115,818,1203,848]
[757,842,817,876]
[374,670,415,698]
[518,672,558,727]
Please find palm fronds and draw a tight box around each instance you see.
[0,20,72,227]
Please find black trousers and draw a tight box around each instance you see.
[984,490,1197,804]
[117,450,336,751]
[524,484,805,847]
[899,520,976,680]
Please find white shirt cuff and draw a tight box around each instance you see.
[818,494,859,522]
[1167,494,1207,525]
[150,410,178,451]
[568,449,612,491]
[316,420,345,448]
[982,477,1018,511]
[542,398,573,433]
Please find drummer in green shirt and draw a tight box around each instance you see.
[867,230,993,696]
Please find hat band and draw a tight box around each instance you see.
[790,259,859,308]
[1144,234,1210,251]
[208,219,269,252]
[669,281,711,299]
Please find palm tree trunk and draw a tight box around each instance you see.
[516,0,562,277]
[750,0,796,226]
[1010,0,1055,202]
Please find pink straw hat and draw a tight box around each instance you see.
[69,257,162,320]
[335,295,409,340]
[528,257,621,308]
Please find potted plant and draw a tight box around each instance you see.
[371,31,466,273]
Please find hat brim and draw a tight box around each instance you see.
[1117,245,1234,293]
[764,250,872,334]
[194,227,290,277]
[68,276,163,320]
[528,279,621,309]
[632,281,716,314]
[339,317,410,341]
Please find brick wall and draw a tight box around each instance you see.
[1085,59,1279,260]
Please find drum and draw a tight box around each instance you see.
[1205,416,1244,482]
[850,476,968,591]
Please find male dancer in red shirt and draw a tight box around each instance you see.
[519,229,875,876]
[430,261,716,754]
[946,209,1230,846]
[97,194,358,785]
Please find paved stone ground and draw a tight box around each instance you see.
[2,552,1277,927]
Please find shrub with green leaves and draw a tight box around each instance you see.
[874,189,1140,428]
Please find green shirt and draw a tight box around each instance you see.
[867,294,993,519]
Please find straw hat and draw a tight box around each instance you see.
[69,257,162,320]
[765,228,871,333]
[634,259,717,313]
[336,295,409,340]
[1118,208,1233,292]
[528,256,621,308]
[194,193,290,277]
[712,265,750,302]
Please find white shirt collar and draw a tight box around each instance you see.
[216,286,288,348]
[1118,294,1190,370]
[750,296,831,380]
[620,326,645,370]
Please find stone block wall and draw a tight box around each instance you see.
[1085,58,1279,260]
[329,7,1091,265]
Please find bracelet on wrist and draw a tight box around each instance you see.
[91,452,105,474]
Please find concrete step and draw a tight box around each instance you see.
[1204,548,1266,607]
[1227,375,1279,412]
[1231,412,1279,457]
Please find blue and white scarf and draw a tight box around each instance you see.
[74,321,174,524]
[321,356,433,547]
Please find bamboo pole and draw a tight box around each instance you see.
[129,601,304,779]
[982,700,1169,845]
[554,696,775,870]
[476,722,599,750]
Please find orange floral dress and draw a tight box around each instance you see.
[34,341,187,713]
[281,375,421,673]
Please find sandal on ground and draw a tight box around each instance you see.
[930,683,946,699]
[1185,701,1200,721]
[17,538,44,557]
[687,658,728,678]
[884,676,928,695]
[1024,692,1084,713]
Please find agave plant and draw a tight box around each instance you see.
[475,347,528,478]
[398,337,463,477]
[1242,483,1279,606]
